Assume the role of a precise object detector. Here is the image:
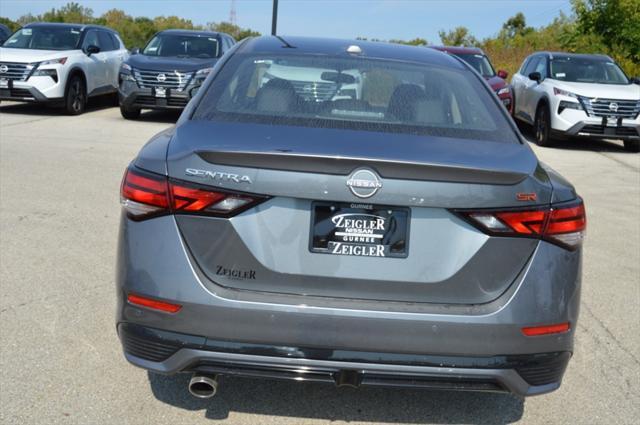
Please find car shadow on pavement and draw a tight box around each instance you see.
[0,94,117,115]
[148,372,524,424]
[137,109,182,123]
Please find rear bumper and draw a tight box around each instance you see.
[119,323,570,396]
[116,214,582,396]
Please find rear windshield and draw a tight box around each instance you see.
[2,26,81,50]
[143,34,219,58]
[192,53,518,143]
[454,53,496,78]
[550,57,630,85]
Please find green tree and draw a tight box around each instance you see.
[16,13,39,26]
[389,37,428,46]
[41,2,94,23]
[153,16,197,32]
[572,0,640,62]
[500,12,533,38]
[206,21,260,40]
[438,26,478,46]
[0,17,20,32]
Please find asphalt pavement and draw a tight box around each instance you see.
[1,99,638,424]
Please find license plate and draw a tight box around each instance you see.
[155,87,166,98]
[0,79,8,89]
[310,202,409,258]
[605,117,618,127]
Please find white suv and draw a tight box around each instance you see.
[0,22,128,115]
[512,52,640,152]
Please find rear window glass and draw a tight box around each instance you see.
[193,53,518,143]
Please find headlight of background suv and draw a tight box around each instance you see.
[496,86,510,96]
[195,67,214,80]
[553,87,578,98]
[558,100,584,114]
[31,58,67,82]
[119,63,136,82]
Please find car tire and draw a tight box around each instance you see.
[623,140,640,153]
[64,75,86,115]
[534,103,554,147]
[120,105,141,120]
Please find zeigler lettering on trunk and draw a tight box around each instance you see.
[185,168,252,184]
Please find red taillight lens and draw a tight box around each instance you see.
[522,322,570,336]
[457,198,586,250]
[545,203,586,248]
[121,168,170,218]
[127,293,182,313]
[120,166,267,220]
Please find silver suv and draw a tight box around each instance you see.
[0,22,128,114]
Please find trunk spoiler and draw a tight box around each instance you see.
[196,150,530,185]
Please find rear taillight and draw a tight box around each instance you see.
[120,166,267,220]
[456,199,586,250]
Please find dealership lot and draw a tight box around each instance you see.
[0,100,638,424]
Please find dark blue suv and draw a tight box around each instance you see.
[118,29,235,119]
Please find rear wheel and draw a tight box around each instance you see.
[120,104,141,120]
[534,103,554,147]
[64,75,86,115]
[624,140,640,153]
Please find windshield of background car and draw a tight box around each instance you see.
[550,57,630,84]
[455,53,496,78]
[2,26,81,50]
[142,34,219,58]
[193,53,519,143]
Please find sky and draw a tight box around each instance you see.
[0,0,573,42]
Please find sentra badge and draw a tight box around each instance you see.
[185,168,252,184]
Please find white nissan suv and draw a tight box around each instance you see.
[512,52,640,152]
[0,22,128,115]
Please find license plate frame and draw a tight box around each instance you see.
[154,87,167,98]
[309,202,410,258]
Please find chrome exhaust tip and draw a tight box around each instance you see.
[188,374,219,399]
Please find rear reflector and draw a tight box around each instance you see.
[456,198,586,250]
[120,166,268,220]
[522,322,570,336]
[127,293,182,313]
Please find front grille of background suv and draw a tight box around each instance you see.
[133,68,194,90]
[0,62,35,81]
[579,96,640,119]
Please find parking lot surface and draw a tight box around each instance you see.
[1,100,639,424]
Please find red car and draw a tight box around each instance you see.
[431,46,513,113]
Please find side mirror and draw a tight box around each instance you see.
[130,47,140,55]
[497,69,508,79]
[631,77,640,85]
[528,72,541,82]
[86,45,100,56]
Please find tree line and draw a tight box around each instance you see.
[0,2,259,49]
[1,0,637,76]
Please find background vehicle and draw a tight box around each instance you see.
[118,29,235,119]
[0,22,128,114]
[117,36,585,399]
[0,24,12,44]
[511,52,640,151]
[431,45,513,113]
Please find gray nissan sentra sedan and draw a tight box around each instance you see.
[116,36,586,398]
